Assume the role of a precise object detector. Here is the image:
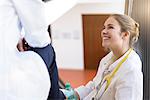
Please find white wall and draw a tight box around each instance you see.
[51,1,125,70]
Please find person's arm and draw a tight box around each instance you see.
[11,0,50,48]
[74,60,105,99]
[74,81,96,99]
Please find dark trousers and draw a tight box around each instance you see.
[29,44,65,100]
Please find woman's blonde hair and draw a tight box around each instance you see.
[110,14,139,47]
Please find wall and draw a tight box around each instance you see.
[51,1,125,69]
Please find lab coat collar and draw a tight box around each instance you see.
[103,49,133,75]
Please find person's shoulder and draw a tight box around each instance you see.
[129,50,142,66]
[124,50,142,71]
[117,50,143,82]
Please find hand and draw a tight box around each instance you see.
[17,38,24,52]
[17,38,28,52]
[61,89,78,100]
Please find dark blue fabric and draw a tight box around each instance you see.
[29,44,65,100]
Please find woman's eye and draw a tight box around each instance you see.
[108,26,114,29]
[102,26,114,30]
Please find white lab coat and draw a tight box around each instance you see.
[75,50,143,100]
[0,0,50,100]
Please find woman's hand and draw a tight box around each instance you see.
[60,89,79,100]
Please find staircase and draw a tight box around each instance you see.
[45,0,78,24]
[44,0,125,24]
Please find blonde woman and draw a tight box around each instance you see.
[62,14,143,100]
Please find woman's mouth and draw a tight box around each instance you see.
[102,36,110,40]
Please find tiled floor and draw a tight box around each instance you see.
[58,69,96,88]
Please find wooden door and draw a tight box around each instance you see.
[82,14,109,70]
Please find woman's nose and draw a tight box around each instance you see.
[101,29,107,36]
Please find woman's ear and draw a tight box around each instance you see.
[121,31,130,39]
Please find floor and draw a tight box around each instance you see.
[58,69,96,88]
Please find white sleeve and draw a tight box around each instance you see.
[75,81,95,100]
[11,0,50,47]
[75,60,104,99]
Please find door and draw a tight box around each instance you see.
[82,14,109,70]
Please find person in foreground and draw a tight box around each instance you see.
[62,14,143,100]
[0,0,65,99]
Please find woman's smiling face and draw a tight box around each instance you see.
[101,16,124,50]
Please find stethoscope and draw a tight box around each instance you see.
[93,48,133,100]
